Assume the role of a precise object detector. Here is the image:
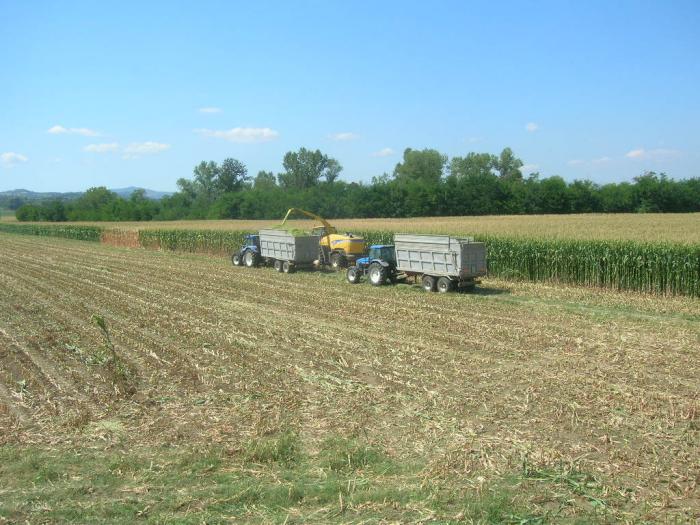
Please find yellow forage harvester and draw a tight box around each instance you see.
[277,208,366,269]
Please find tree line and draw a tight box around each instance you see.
[16,147,700,222]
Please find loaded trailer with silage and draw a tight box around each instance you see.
[394,234,487,292]
[345,233,487,292]
[258,229,321,273]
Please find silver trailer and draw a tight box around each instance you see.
[258,229,320,273]
[394,234,487,292]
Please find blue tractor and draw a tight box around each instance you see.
[346,244,399,286]
[231,234,260,267]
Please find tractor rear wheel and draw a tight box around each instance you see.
[232,253,242,266]
[422,274,437,292]
[346,266,361,284]
[274,259,283,272]
[330,252,347,270]
[368,263,387,286]
[283,261,294,273]
[437,276,454,293]
[244,251,257,268]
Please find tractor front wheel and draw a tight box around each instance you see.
[232,253,242,266]
[346,266,361,284]
[369,263,387,286]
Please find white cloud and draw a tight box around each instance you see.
[123,142,171,159]
[329,132,360,141]
[48,124,99,137]
[519,163,539,173]
[199,107,222,114]
[625,149,645,159]
[371,147,394,157]
[465,137,481,144]
[194,127,279,143]
[1,152,28,167]
[592,156,611,164]
[84,142,119,153]
[625,148,680,160]
[567,159,584,166]
[525,122,539,132]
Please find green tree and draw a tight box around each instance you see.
[568,180,601,213]
[254,170,277,189]
[449,152,497,180]
[192,161,219,203]
[217,158,249,193]
[535,176,570,213]
[393,148,447,184]
[494,147,524,181]
[278,148,343,189]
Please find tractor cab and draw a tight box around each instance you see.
[244,234,260,248]
[368,244,396,265]
[355,245,395,268]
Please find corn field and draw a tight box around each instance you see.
[0,223,103,242]
[138,229,248,255]
[355,230,700,296]
[2,223,698,296]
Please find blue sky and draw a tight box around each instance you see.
[1,0,699,192]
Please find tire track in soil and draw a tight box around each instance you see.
[2,239,392,438]
[0,269,120,386]
[7,247,409,395]
[0,326,89,404]
[0,253,242,390]
[0,263,199,394]
[0,314,58,407]
[3,245,331,372]
[1,250,325,405]
[0,377,30,425]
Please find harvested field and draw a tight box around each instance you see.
[0,233,698,522]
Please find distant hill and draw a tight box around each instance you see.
[0,189,84,201]
[0,187,173,208]
[110,186,173,200]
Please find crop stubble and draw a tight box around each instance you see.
[0,233,698,520]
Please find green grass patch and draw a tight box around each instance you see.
[0,436,563,524]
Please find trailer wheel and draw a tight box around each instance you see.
[437,276,454,293]
[244,251,258,268]
[273,259,283,272]
[422,274,437,292]
[330,252,347,270]
[346,266,361,284]
[283,261,294,273]
[232,253,243,266]
[368,263,387,286]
